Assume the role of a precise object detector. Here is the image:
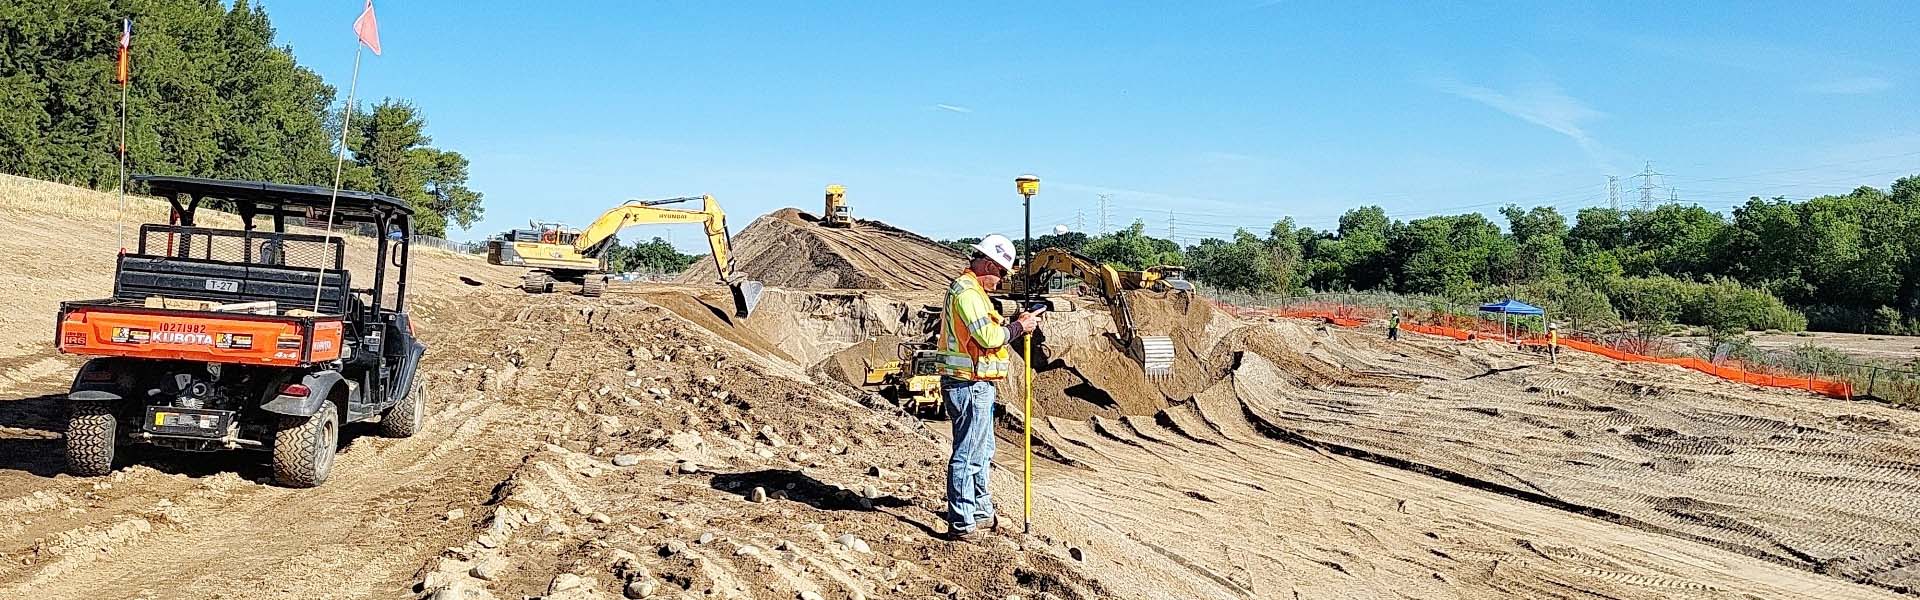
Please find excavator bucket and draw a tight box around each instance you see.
[729,279,764,318]
[1131,335,1176,379]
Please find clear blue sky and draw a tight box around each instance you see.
[257,0,1917,248]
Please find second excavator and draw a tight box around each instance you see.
[996,248,1185,378]
[486,195,764,317]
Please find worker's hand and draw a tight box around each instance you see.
[1017,311,1040,332]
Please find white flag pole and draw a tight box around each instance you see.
[314,42,363,313]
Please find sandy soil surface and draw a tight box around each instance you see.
[1678,330,1920,365]
[680,208,965,291]
[0,175,1912,599]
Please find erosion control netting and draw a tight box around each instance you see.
[681,208,967,291]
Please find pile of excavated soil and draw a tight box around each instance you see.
[1022,291,1229,420]
[681,208,966,291]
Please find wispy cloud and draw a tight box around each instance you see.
[933,103,973,114]
[1430,76,1608,166]
[1799,76,1893,95]
[1198,151,1258,163]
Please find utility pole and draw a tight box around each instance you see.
[1633,161,1663,211]
[1606,175,1620,210]
[1097,193,1111,235]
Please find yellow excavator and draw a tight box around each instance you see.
[822,184,853,228]
[485,195,764,317]
[996,248,1183,378]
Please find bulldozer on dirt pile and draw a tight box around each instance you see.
[55,176,428,487]
[822,184,854,228]
[996,248,1186,378]
[486,195,763,317]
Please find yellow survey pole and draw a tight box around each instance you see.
[1023,333,1034,534]
[1015,174,1039,535]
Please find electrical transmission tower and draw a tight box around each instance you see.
[1075,209,1085,233]
[1167,209,1175,242]
[1633,162,1664,210]
[1097,194,1111,234]
[1606,175,1620,210]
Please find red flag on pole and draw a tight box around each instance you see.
[115,18,131,84]
[354,0,381,56]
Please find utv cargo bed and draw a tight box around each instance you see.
[57,300,344,367]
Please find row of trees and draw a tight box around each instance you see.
[604,237,698,274]
[945,176,1920,335]
[0,0,482,236]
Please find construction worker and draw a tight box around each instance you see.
[937,233,1038,541]
[1386,309,1401,341]
[1548,323,1560,364]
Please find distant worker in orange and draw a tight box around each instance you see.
[936,233,1040,541]
[1548,323,1560,364]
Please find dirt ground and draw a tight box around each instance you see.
[0,175,1914,599]
[1679,330,1920,365]
[679,208,965,291]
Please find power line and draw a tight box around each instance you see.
[1634,161,1665,211]
[1097,193,1111,234]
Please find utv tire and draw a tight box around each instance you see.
[272,401,340,488]
[65,401,118,476]
[378,381,424,438]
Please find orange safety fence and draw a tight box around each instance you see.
[1220,302,1855,400]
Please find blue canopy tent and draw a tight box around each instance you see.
[1478,299,1545,340]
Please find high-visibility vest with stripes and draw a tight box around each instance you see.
[937,272,1010,380]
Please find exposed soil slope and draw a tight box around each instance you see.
[680,208,965,291]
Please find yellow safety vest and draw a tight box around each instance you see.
[937,271,1011,380]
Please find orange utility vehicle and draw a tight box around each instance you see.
[56,176,427,487]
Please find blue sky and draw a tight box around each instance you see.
[258,1,1917,248]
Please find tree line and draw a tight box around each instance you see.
[0,0,482,236]
[946,176,1920,335]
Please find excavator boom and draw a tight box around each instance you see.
[999,248,1177,378]
[488,195,762,317]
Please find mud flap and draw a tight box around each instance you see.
[730,279,764,318]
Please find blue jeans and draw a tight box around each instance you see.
[943,379,996,532]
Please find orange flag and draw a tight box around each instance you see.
[115,18,131,84]
[354,0,381,56]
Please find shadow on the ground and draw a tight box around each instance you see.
[0,391,376,485]
[708,468,911,511]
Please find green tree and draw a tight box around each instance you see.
[1186,230,1280,292]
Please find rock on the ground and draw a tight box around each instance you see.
[611,454,642,467]
[748,486,769,503]
[549,573,590,593]
[588,512,611,524]
[469,558,499,581]
[661,540,688,556]
[836,533,871,553]
[860,484,881,499]
[697,532,715,545]
[799,592,824,600]
[625,578,659,599]
[677,461,700,474]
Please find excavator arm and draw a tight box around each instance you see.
[1009,248,1176,378]
[567,195,761,318]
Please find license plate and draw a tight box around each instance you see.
[145,406,231,437]
[204,279,240,293]
[154,411,220,430]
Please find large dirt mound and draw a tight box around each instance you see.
[682,208,966,290]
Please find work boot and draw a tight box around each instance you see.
[943,527,977,543]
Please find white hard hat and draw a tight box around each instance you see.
[973,234,1017,271]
